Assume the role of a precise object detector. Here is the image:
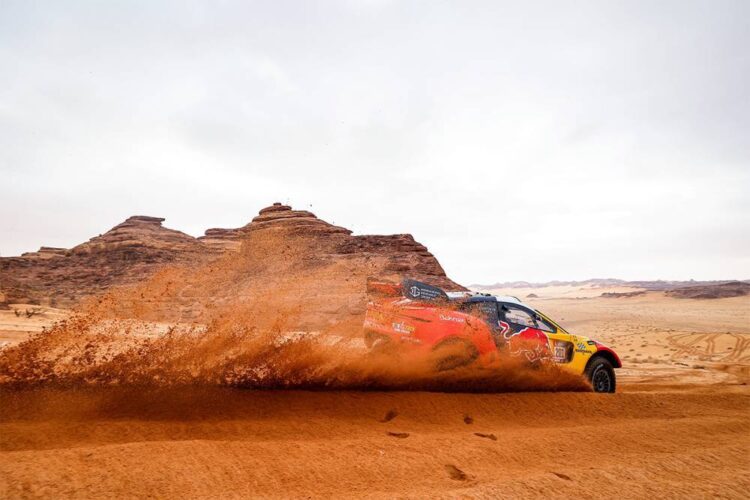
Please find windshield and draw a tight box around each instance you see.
[534,310,565,333]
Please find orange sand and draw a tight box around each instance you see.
[1,231,748,498]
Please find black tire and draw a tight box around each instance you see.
[586,357,616,393]
[431,338,479,372]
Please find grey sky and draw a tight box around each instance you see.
[1,0,748,284]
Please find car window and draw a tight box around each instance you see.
[459,302,498,323]
[534,315,555,333]
[502,306,535,328]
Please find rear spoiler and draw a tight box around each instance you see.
[366,278,449,302]
[402,279,449,301]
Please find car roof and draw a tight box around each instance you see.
[446,291,532,309]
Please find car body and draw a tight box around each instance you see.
[363,279,621,392]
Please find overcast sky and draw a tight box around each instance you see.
[1,1,748,284]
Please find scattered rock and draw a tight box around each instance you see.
[552,472,572,481]
[474,432,497,441]
[380,409,398,423]
[445,464,468,481]
[386,432,409,439]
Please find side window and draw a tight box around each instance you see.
[534,315,556,333]
[459,302,499,325]
[502,306,535,328]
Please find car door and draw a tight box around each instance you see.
[456,300,503,352]
[497,303,551,361]
[533,312,574,364]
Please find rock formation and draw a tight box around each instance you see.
[197,228,243,251]
[96,203,464,328]
[0,216,211,307]
[0,203,462,309]
[238,203,452,281]
[234,203,458,288]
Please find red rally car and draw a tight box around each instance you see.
[363,279,621,393]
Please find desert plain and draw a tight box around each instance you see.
[1,285,748,499]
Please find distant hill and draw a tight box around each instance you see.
[665,281,750,299]
[470,278,750,292]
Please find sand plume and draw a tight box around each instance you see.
[0,224,587,392]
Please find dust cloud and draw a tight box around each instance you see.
[0,227,588,392]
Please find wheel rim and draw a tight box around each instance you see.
[592,366,612,392]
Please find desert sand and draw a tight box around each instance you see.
[1,386,747,499]
[1,208,748,498]
[1,287,748,499]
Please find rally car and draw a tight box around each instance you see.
[363,279,620,393]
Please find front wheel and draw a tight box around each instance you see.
[586,357,616,393]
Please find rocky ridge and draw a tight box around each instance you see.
[0,203,461,308]
[1,216,210,308]
[665,281,750,300]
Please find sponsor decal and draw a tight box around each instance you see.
[506,327,552,363]
[391,322,415,335]
[497,320,511,338]
[439,314,465,323]
[402,279,448,301]
[514,343,550,363]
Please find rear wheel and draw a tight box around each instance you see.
[364,330,382,349]
[586,357,616,393]
[364,331,399,358]
[431,338,479,372]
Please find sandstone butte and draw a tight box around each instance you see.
[0,203,463,309]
